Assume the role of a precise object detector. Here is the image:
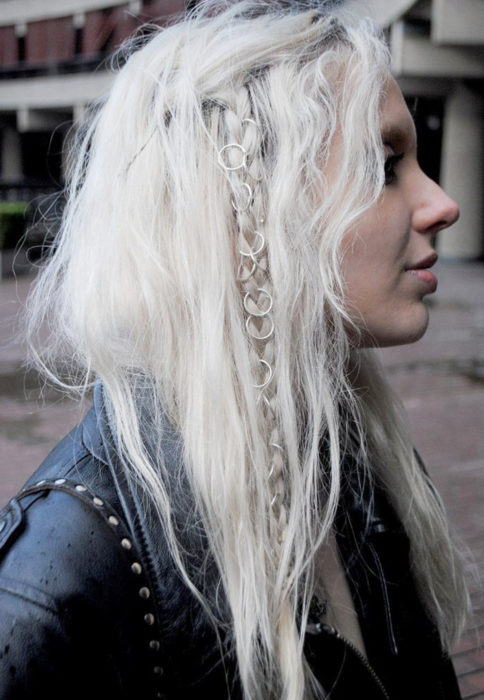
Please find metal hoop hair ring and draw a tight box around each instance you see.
[253,359,273,389]
[243,289,273,318]
[218,143,247,171]
[241,118,260,132]
[237,260,257,282]
[270,443,283,452]
[231,183,253,213]
[246,315,274,341]
[239,230,265,259]
[257,392,271,409]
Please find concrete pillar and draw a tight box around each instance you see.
[1,125,22,182]
[439,82,484,259]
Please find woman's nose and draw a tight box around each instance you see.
[412,175,460,236]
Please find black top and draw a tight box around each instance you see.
[0,385,461,699]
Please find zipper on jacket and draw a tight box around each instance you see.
[321,622,391,700]
[368,543,399,656]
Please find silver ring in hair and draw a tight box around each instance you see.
[218,143,247,171]
[231,183,253,212]
[257,392,271,410]
[253,359,273,389]
[237,260,257,282]
[245,315,274,341]
[243,289,273,318]
[241,118,259,131]
[239,230,265,259]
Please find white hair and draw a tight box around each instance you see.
[26,1,469,698]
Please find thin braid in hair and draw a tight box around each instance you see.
[217,83,296,686]
[218,85,289,546]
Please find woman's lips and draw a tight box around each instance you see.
[409,267,438,292]
[406,252,438,292]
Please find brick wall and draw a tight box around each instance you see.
[0,0,187,69]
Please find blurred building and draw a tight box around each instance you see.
[361,0,484,259]
[0,0,483,259]
[0,0,185,207]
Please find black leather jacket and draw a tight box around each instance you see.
[0,387,462,700]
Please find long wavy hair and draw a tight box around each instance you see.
[26,1,469,698]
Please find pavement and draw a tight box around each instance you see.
[0,261,483,697]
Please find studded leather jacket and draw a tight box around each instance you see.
[0,386,462,700]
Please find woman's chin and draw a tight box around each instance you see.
[355,305,430,348]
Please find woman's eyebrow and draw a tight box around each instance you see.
[381,122,417,149]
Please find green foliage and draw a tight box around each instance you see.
[0,202,30,250]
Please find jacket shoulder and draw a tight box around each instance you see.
[0,409,167,699]
[0,406,110,555]
[21,405,109,489]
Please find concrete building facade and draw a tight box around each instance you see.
[0,0,185,204]
[359,0,484,259]
[0,0,483,258]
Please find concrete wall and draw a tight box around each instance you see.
[0,73,113,112]
[432,0,484,45]
[391,21,484,79]
[0,1,141,26]
[367,0,484,259]
[439,83,484,259]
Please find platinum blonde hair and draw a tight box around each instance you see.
[26,1,469,698]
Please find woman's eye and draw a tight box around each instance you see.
[384,153,404,185]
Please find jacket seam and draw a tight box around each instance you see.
[0,575,59,614]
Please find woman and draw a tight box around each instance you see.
[0,1,469,698]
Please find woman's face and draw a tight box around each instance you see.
[341,78,459,347]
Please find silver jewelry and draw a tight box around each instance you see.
[253,359,273,389]
[245,315,274,341]
[218,113,284,525]
[239,230,265,259]
[231,182,253,212]
[218,143,248,171]
[243,288,273,317]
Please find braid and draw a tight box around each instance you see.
[218,85,288,553]
[217,85,303,698]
